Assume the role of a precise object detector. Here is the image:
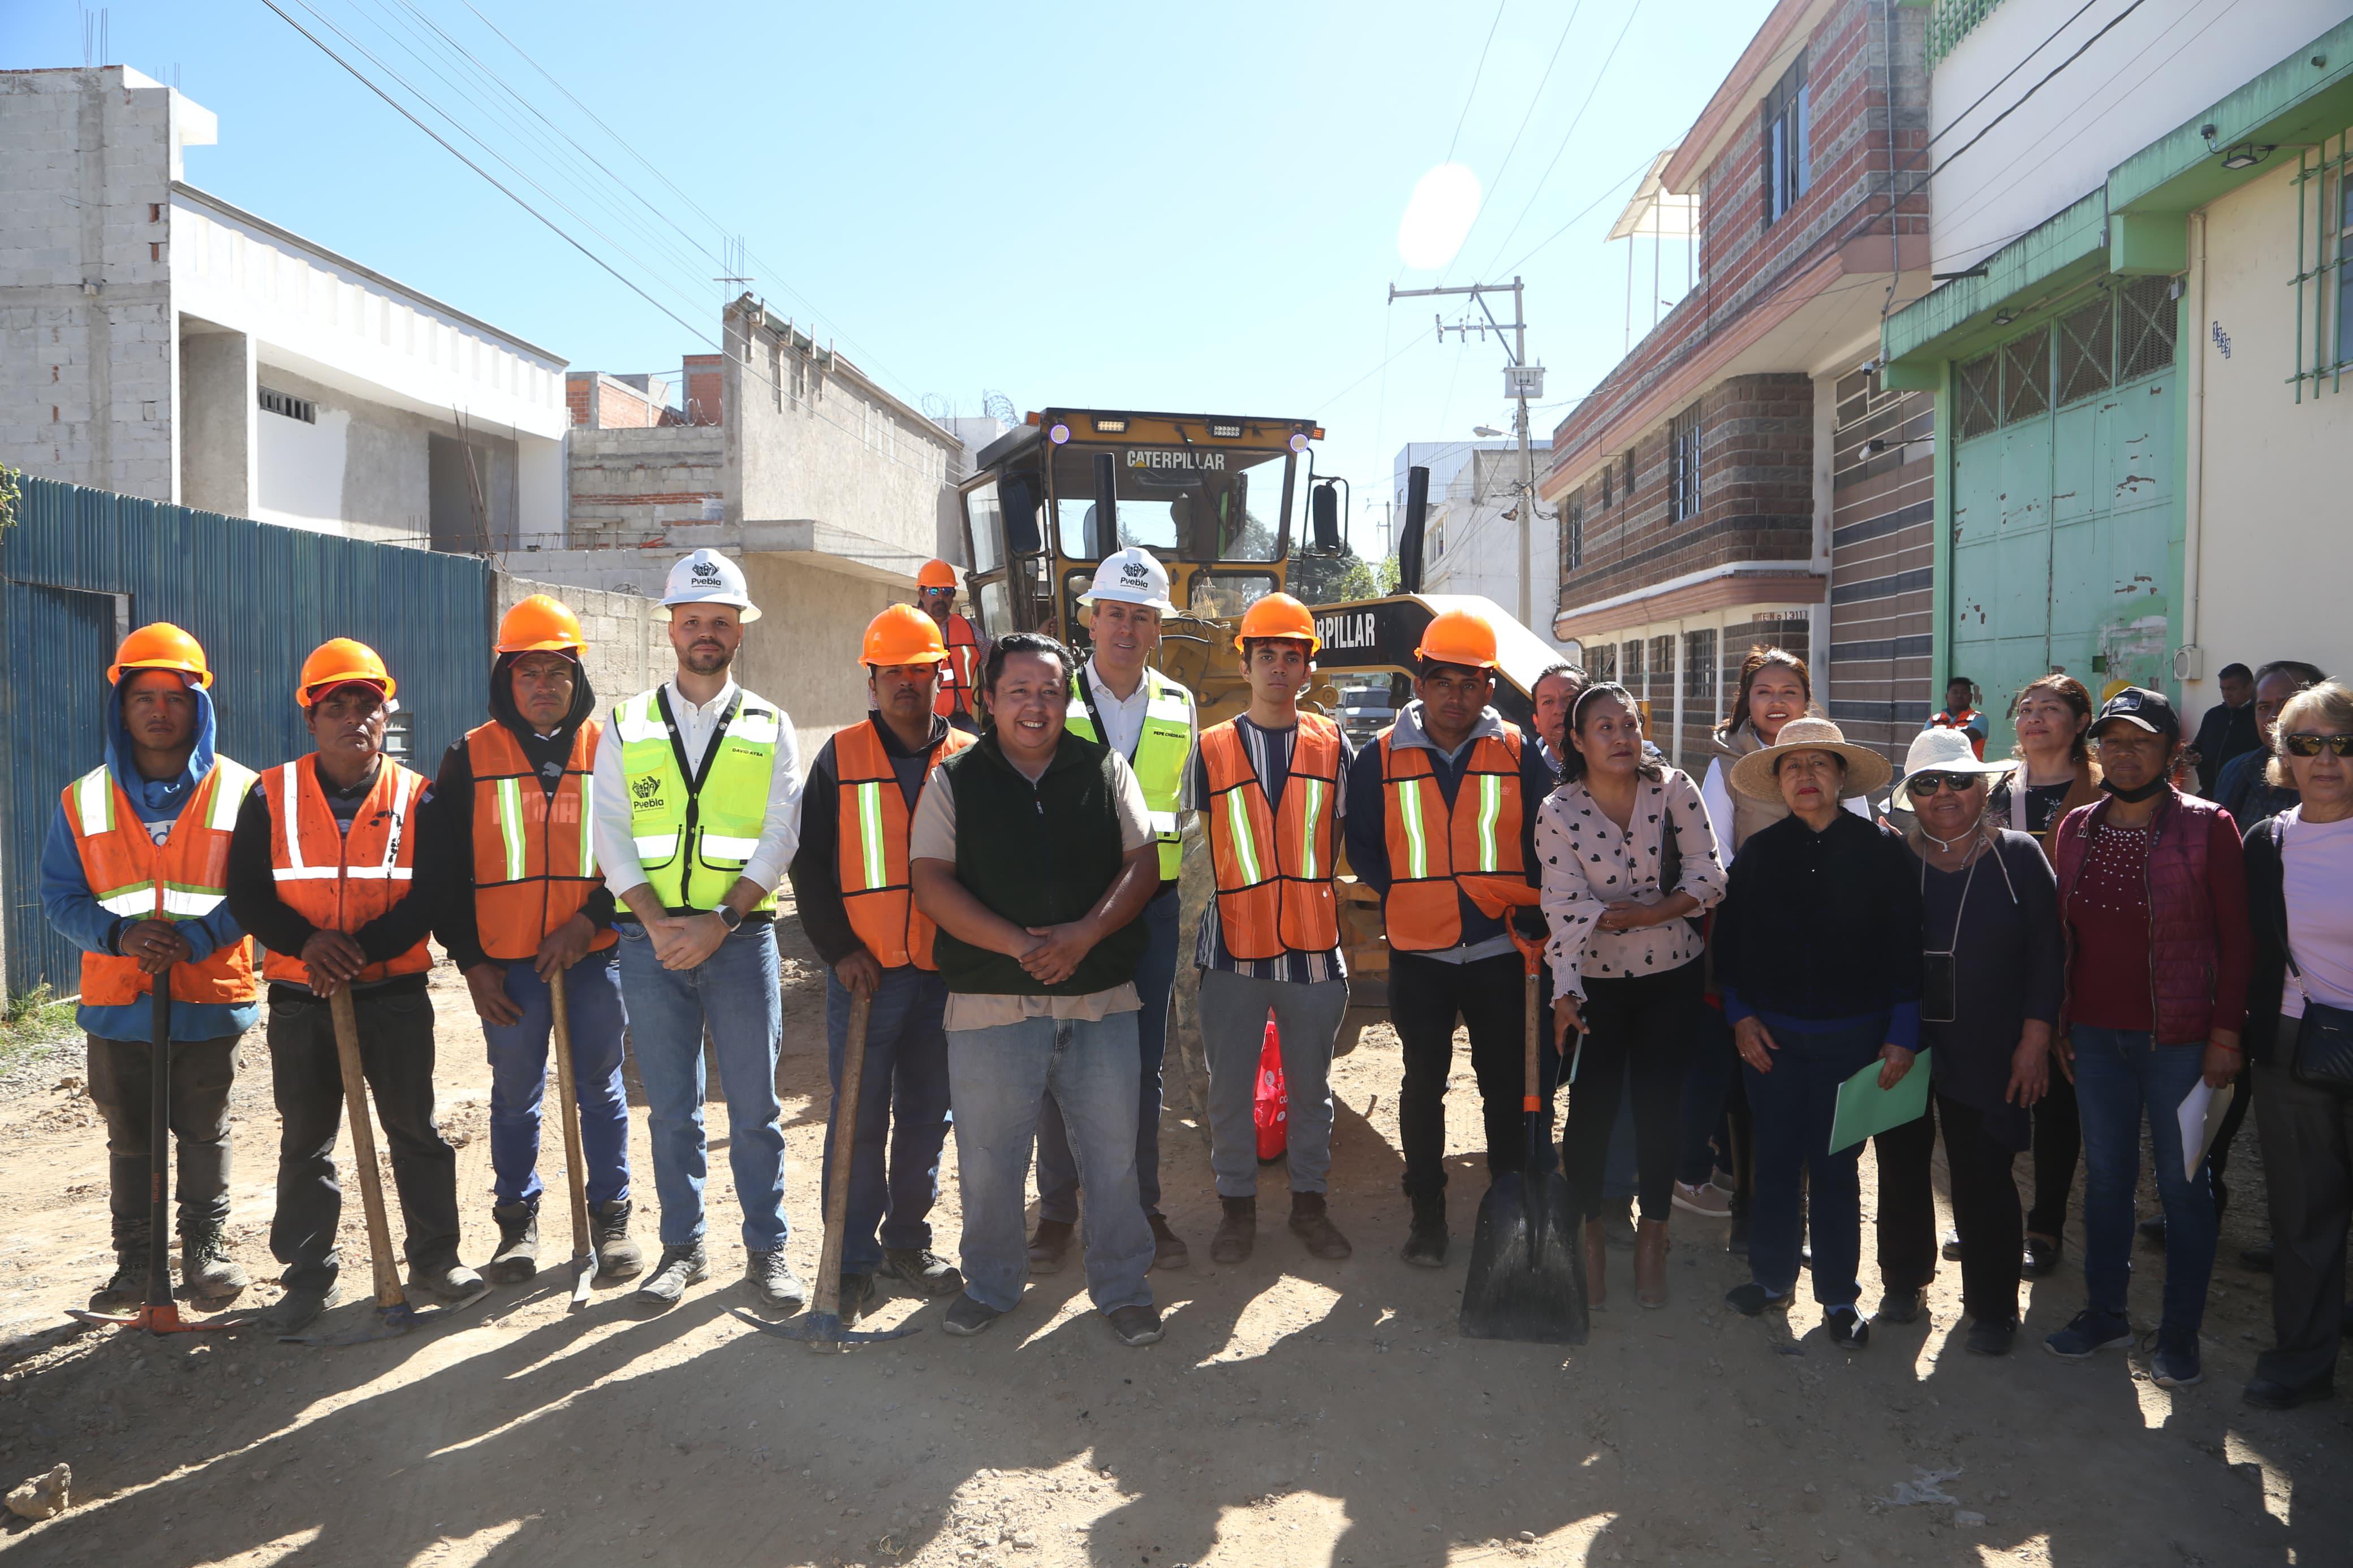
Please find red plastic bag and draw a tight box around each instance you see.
[1254,1013,1288,1163]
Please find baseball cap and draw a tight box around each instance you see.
[2091,686,2179,740]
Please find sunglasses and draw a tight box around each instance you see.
[2283,732,2353,758]
[920,586,955,597]
[1906,771,1986,796]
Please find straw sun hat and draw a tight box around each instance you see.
[1727,715,1895,802]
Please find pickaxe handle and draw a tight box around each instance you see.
[327,987,404,1311]
[811,990,873,1322]
[548,967,594,1267]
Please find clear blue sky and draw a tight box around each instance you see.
[10,0,1769,547]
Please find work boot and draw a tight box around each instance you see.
[591,1199,644,1280]
[746,1247,809,1313]
[1210,1195,1257,1264]
[258,1281,342,1335]
[1288,1191,1352,1260]
[636,1242,709,1308]
[1148,1215,1190,1272]
[880,1247,964,1297]
[408,1254,486,1304]
[1634,1218,1669,1309]
[482,1202,539,1285]
[838,1272,877,1327]
[180,1220,248,1302]
[89,1250,144,1313]
[1027,1218,1076,1276]
[1401,1194,1449,1268]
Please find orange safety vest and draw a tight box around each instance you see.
[933,614,980,719]
[259,754,433,987]
[834,719,973,969]
[1378,727,1529,952]
[466,720,616,962]
[1202,714,1342,959]
[1928,709,1987,760]
[62,758,260,1007]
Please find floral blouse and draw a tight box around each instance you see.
[1537,767,1727,999]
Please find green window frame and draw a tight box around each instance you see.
[2287,131,2353,400]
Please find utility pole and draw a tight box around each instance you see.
[1388,278,1544,632]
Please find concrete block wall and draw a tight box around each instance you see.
[565,425,725,546]
[494,573,670,712]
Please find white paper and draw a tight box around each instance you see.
[2178,1081,2236,1181]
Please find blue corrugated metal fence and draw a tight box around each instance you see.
[1,477,492,996]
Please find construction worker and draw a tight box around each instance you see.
[1343,608,1554,1266]
[1924,676,1989,761]
[786,604,974,1317]
[1029,545,1197,1275]
[909,632,1166,1346]
[40,624,258,1310]
[1193,594,1355,1264]
[591,548,806,1311]
[420,595,640,1287]
[917,559,984,734]
[225,640,477,1333]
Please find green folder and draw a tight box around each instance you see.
[1827,1049,1932,1155]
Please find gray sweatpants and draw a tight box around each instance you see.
[1198,967,1348,1198]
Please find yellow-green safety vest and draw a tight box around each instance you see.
[1066,666,1193,879]
[612,686,783,914]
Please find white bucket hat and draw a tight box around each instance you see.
[657,548,760,623]
[1077,546,1176,615]
[1890,725,2012,810]
[1727,715,1895,802]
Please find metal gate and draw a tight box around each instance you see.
[1,477,492,997]
[1947,275,2181,754]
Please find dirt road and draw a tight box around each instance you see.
[0,908,2343,1566]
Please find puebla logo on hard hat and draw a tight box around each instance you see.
[692,559,719,579]
[1122,559,1147,581]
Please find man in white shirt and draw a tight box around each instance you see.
[591,549,806,1311]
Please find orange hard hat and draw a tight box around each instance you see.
[916,559,959,591]
[1414,608,1499,670]
[497,594,588,655]
[108,622,213,689]
[863,603,948,667]
[1232,592,1321,654]
[297,638,396,705]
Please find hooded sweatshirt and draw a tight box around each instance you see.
[38,677,260,1043]
[420,651,616,971]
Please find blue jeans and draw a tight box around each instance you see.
[1036,887,1176,1224]
[1742,1015,1884,1307]
[482,952,632,1210]
[2072,1025,2216,1333]
[1677,1003,1740,1186]
[824,966,953,1274]
[948,1009,1154,1314]
[616,921,788,1252]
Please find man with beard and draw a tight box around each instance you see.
[592,550,806,1311]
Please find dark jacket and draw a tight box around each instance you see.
[1907,830,2063,1146]
[788,712,954,967]
[2242,813,2294,1066]
[1715,810,1925,1035]
[420,652,615,972]
[2191,701,2260,797]
[2052,789,2251,1045]
[930,732,1147,997]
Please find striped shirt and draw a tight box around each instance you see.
[1190,715,1354,984]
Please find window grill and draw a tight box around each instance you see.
[1668,406,1703,521]
[1648,636,1676,716]
[1620,640,1644,685]
[2114,275,2177,384]
[1762,50,1810,226]
[1954,352,2000,440]
[1927,0,2008,67]
[258,386,316,424]
[2055,296,2114,405]
[1589,642,1617,682]
[1565,496,1584,570]
[1684,629,1718,712]
[1999,328,2050,425]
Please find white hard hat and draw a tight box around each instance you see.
[1078,546,1175,615]
[657,548,760,623]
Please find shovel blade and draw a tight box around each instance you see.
[568,1256,596,1312]
[1459,1168,1589,1345]
[729,1305,921,1351]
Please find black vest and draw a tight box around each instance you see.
[931,733,1147,997]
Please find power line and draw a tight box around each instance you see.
[1443,1,1511,165]
[1440,0,1589,285]
[1478,0,1648,277]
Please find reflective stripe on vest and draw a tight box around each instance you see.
[260,754,432,986]
[1201,714,1342,960]
[63,757,260,1007]
[834,719,974,969]
[1378,727,1527,952]
[1065,667,1193,878]
[467,720,613,961]
[614,687,782,913]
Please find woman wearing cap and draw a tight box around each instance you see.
[2239,681,2353,1407]
[1713,718,1922,1347]
[1876,729,2061,1355]
[2045,686,2250,1389]
[1537,683,1726,1307]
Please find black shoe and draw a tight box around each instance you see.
[1026,1219,1076,1276]
[180,1221,248,1301]
[2023,1234,2062,1278]
[635,1242,709,1307]
[1825,1306,1869,1349]
[1876,1288,1924,1326]
[1148,1215,1190,1272]
[1723,1281,1788,1317]
[2242,1242,2274,1273]
[483,1202,539,1285]
[1210,1195,1257,1264]
[880,1247,964,1298]
[942,1293,1001,1337]
[745,1247,808,1312]
[592,1199,644,1280]
[407,1255,486,1303]
[1106,1303,1164,1347]
[260,1281,342,1335]
[1940,1229,1963,1263]
[1966,1318,2018,1357]
[2139,1214,2167,1249]
[1401,1195,1449,1268]
[1288,1191,1352,1260]
[2244,1374,2334,1410]
[837,1272,877,1326]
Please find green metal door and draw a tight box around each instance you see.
[1947,277,2181,754]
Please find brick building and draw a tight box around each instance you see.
[1540,0,1935,768]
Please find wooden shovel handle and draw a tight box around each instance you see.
[813,991,873,1318]
[327,988,404,1310]
[548,968,594,1265]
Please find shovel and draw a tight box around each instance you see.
[738,987,918,1351]
[285,986,488,1346]
[548,969,597,1310]
[67,969,251,1335]
[1459,929,1589,1346]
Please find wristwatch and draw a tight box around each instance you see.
[717,906,743,932]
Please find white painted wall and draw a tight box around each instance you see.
[254,398,351,531]
[1929,0,2353,272]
